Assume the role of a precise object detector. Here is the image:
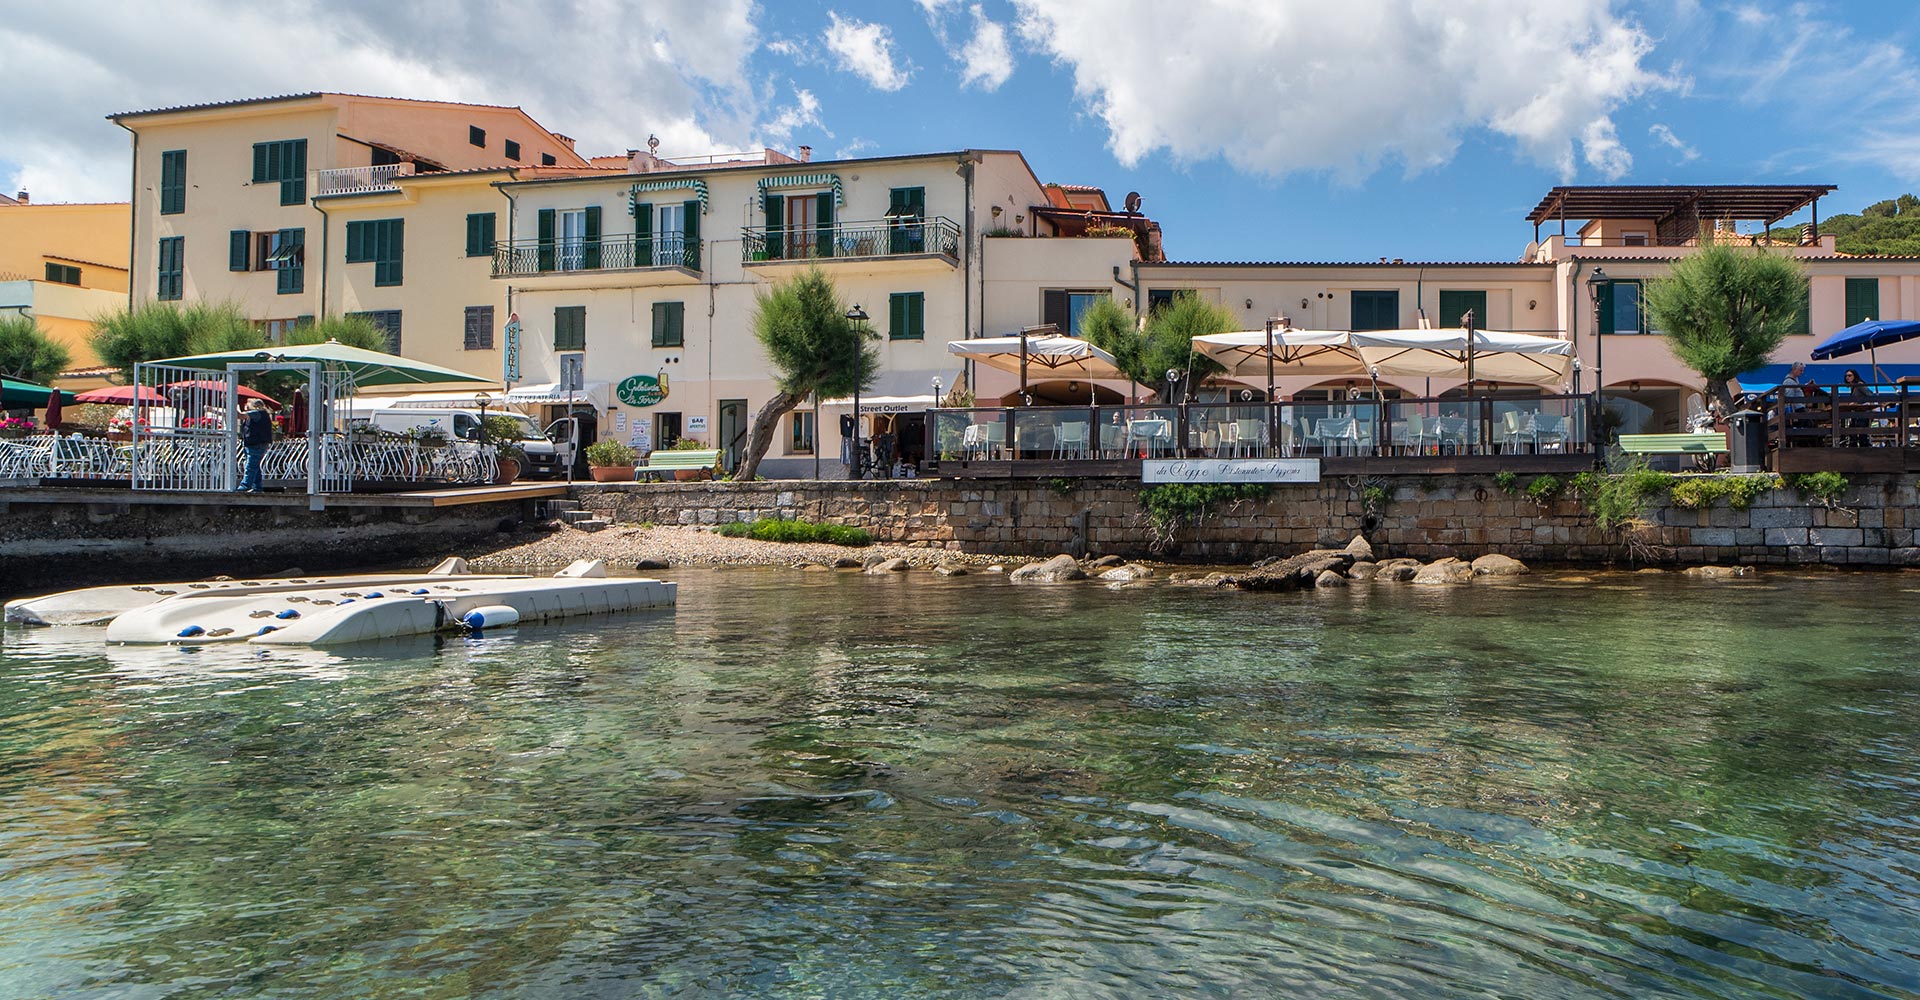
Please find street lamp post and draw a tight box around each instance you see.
[846,304,869,480]
[1586,268,1609,449]
[1166,367,1185,457]
[930,375,942,472]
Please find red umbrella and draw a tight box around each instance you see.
[43,389,63,430]
[74,385,169,406]
[162,380,282,408]
[288,388,308,436]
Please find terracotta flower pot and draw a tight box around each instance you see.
[673,468,711,482]
[589,465,634,482]
[494,457,522,485]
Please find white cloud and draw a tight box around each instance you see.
[0,0,767,202]
[759,88,828,142]
[837,138,878,159]
[958,6,1015,91]
[1011,0,1675,182]
[823,12,911,92]
[1648,123,1700,162]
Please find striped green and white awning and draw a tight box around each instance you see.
[757,172,844,207]
[629,177,709,216]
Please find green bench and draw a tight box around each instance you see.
[633,448,721,481]
[1617,432,1728,454]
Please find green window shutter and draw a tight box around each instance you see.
[282,140,307,205]
[651,302,667,347]
[157,236,183,301]
[815,196,835,258]
[465,213,492,257]
[1437,290,1486,329]
[1846,277,1879,326]
[633,202,653,267]
[537,209,555,271]
[582,206,602,269]
[1596,281,1616,335]
[230,229,252,271]
[380,219,403,286]
[681,200,700,270]
[554,306,585,350]
[763,192,783,258]
[479,213,495,257]
[160,150,186,215]
[1350,290,1398,331]
[666,302,683,346]
[344,221,366,263]
[278,228,304,295]
[889,292,926,340]
[910,293,925,339]
[252,142,269,183]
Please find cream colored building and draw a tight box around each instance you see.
[110,93,590,377]
[494,147,1157,477]
[0,196,130,375]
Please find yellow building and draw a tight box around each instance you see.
[0,195,130,375]
[109,93,591,380]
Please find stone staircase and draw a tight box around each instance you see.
[542,498,615,533]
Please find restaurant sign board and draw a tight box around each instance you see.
[1142,458,1320,484]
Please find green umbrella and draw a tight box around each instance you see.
[2,377,75,409]
[154,339,495,388]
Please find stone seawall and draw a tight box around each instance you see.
[573,474,1920,566]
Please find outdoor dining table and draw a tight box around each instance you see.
[1127,418,1172,457]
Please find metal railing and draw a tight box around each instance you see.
[0,433,498,486]
[926,394,1596,462]
[742,217,962,263]
[492,233,700,277]
[315,163,416,196]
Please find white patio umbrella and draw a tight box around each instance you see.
[1191,328,1366,380]
[1348,328,1574,387]
[947,332,1127,400]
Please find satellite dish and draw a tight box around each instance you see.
[1124,191,1142,214]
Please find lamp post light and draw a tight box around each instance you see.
[846,304,868,479]
[1586,267,1609,448]
[1166,367,1185,457]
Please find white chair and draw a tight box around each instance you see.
[1233,418,1264,457]
[1500,411,1527,452]
[1100,422,1127,458]
[984,422,1006,459]
[1053,421,1089,459]
[961,423,986,460]
[1532,413,1569,452]
[1434,415,1470,454]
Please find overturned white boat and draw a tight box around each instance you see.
[33,559,675,647]
[6,557,499,627]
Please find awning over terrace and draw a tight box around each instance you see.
[1349,329,1574,387]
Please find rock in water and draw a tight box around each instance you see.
[1101,563,1155,581]
[634,557,670,570]
[1314,569,1348,588]
[830,556,863,569]
[1169,572,1237,588]
[1374,558,1422,582]
[1233,550,1354,591]
[865,558,910,574]
[934,564,969,577]
[1009,554,1087,583]
[1347,561,1380,581]
[1412,558,1474,584]
[1343,535,1374,561]
[1471,554,1529,576]
[1085,554,1126,571]
[1683,564,1754,578]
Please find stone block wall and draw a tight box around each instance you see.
[573,474,1920,566]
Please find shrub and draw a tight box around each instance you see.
[1524,474,1564,506]
[1574,461,1673,532]
[1668,474,1781,510]
[669,438,711,450]
[714,518,872,546]
[0,316,71,385]
[1493,470,1519,494]
[1361,485,1391,511]
[1786,471,1849,506]
[584,439,637,467]
[480,414,528,461]
[1139,483,1268,546]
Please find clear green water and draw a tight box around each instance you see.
[3,569,1919,999]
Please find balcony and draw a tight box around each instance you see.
[742,217,961,270]
[491,234,702,285]
[314,163,416,196]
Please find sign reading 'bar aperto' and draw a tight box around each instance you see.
[1142,458,1321,484]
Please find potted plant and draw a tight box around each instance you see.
[481,413,527,484]
[411,424,450,449]
[0,417,37,439]
[584,438,638,482]
[106,415,146,442]
[669,437,715,481]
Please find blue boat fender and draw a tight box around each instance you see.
[177,625,206,638]
[276,609,301,619]
[364,591,385,599]
[255,625,279,636]
[461,605,521,631]
[411,589,430,595]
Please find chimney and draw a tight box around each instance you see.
[15,190,26,204]
[552,133,576,151]
[798,145,812,162]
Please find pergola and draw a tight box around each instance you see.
[1525,184,1837,246]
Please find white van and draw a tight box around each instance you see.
[350,407,568,478]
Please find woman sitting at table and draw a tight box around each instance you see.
[1841,369,1875,446]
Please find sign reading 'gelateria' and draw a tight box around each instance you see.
[617,373,669,407]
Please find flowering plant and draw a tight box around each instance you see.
[0,417,37,433]
[107,416,150,433]
[181,415,222,431]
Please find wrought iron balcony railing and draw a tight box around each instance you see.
[492,233,700,278]
[741,216,961,264]
[315,163,415,196]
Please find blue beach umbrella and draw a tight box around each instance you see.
[1809,319,1920,381]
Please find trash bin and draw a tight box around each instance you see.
[1727,409,1765,473]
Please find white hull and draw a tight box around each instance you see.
[5,557,489,626]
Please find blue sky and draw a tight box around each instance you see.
[7,1,1920,262]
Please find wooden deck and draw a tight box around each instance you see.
[1774,446,1920,474]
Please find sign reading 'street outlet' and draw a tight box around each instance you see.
[1142,458,1320,484]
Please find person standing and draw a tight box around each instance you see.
[237,398,273,492]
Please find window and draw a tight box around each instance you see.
[464,305,495,350]
[888,187,926,254]
[345,219,404,285]
[554,305,586,350]
[44,262,80,285]
[791,410,815,454]
[229,230,251,272]
[469,125,486,148]
[157,236,183,300]
[1622,231,1649,247]
[261,228,304,294]
[251,139,307,205]
[349,310,403,353]
[1436,290,1487,329]
[785,194,821,258]
[651,301,685,347]
[541,153,557,166]
[159,150,186,215]
[1042,289,1110,335]
[1349,290,1399,331]
[654,203,684,266]
[1146,288,1178,313]
[543,207,600,271]
[260,318,308,344]
[1846,277,1880,326]
[465,213,496,257]
[888,292,925,340]
[1597,280,1646,335]
[504,139,520,161]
